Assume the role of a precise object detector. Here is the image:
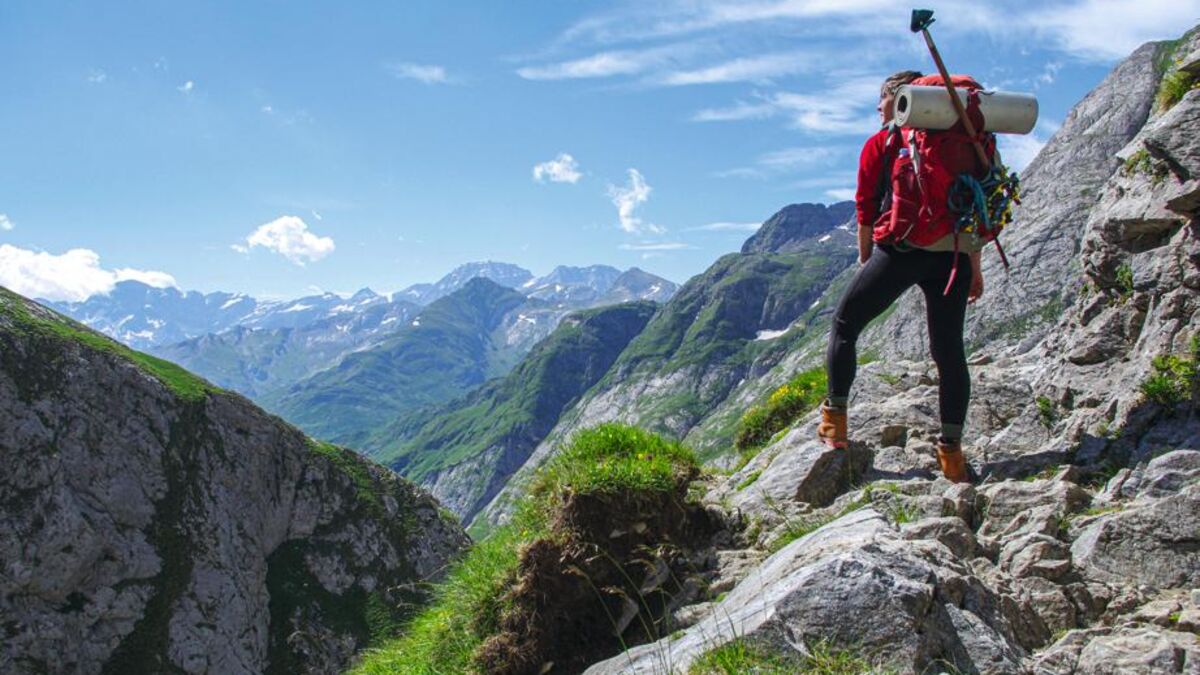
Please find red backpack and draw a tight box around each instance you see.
[874,74,1018,293]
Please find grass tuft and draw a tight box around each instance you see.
[689,637,894,674]
[735,367,826,455]
[350,423,700,674]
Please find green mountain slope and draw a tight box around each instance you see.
[369,301,658,521]
[263,278,530,448]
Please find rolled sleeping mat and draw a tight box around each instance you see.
[894,85,1038,134]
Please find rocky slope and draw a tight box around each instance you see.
[582,29,1200,674]
[372,301,658,524]
[0,288,469,674]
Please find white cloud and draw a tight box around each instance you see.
[691,221,761,232]
[0,245,177,302]
[388,62,452,84]
[619,242,692,251]
[607,169,663,235]
[694,77,880,134]
[0,214,13,231]
[533,153,583,183]
[87,69,107,84]
[1029,0,1200,60]
[717,146,846,180]
[239,215,335,265]
[177,80,194,93]
[825,188,856,200]
[999,118,1061,172]
[655,51,814,86]
[517,45,687,80]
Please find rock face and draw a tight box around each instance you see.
[0,289,469,674]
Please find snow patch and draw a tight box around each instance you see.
[282,303,313,313]
[381,317,398,325]
[754,328,789,341]
[220,296,246,310]
[810,299,821,309]
[411,319,421,326]
[818,234,832,243]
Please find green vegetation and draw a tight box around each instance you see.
[308,439,385,516]
[267,278,530,447]
[736,470,763,491]
[0,287,217,402]
[1120,148,1170,186]
[370,302,656,491]
[735,367,827,455]
[1114,263,1135,297]
[1158,68,1199,111]
[689,638,890,674]
[1140,336,1200,407]
[887,503,919,526]
[352,423,700,674]
[1036,396,1058,429]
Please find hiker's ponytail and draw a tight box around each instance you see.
[881,70,923,98]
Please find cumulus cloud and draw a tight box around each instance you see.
[825,188,856,201]
[607,169,663,235]
[387,62,452,84]
[177,80,194,93]
[0,245,177,302]
[87,69,107,84]
[533,153,583,184]
[237,216,335,265]
[0,214,13,231]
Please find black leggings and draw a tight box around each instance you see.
[825,244,971,433]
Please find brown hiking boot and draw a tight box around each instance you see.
[817,404,848,449]
[937,439,970,483]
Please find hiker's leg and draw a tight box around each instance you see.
[918,251,972,440]
[826,245,915,404]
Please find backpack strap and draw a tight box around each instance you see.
[874,124,902,217]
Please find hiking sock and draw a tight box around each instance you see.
[940,423,963,443]
[825,396,848,410]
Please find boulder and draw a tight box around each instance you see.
[584,509,1031,675]
[1071,484,1200,590]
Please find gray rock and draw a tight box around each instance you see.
[1071,484,1200,590]
[902,517,978,559]
[1075,626,1199,674]
[730,434,870,511]
[0,293,469,675]
[585,509,1030,675]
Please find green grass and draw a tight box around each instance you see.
[1036,396,1058,429]
[1140,336,1199,407]
[0,287,217,402]
[735,367,826,454]
[1157,63,1199,112]
[352,423,700,674]
[689,638,891,674]
[736,470,763,491]
[308,439,385,516]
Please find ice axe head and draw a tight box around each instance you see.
[910,9,935,32]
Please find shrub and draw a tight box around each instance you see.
[1140,348,1199,407]
[1114,263,1134,297]
[735,368,827,454]
[1035,396,1057,429]
[1157,67,1198,112]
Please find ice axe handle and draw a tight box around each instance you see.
[916,20,992,169]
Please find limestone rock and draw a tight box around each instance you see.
[1071,484,1200,591]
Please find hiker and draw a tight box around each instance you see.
[816,70,984,484]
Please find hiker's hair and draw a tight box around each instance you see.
[881,70,923,97]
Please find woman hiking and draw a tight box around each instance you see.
[816,70,984,484]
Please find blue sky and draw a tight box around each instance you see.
[2,0,1196,301]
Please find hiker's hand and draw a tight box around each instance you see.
[857,226,873,265]
[968,252,984,303]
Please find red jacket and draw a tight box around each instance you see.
[854,125,900,232]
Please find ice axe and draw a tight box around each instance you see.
[910,9,991,169]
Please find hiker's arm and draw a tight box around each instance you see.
[968,251,983,303]
[858,225,874,264]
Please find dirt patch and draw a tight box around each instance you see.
[474,483,724,675]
